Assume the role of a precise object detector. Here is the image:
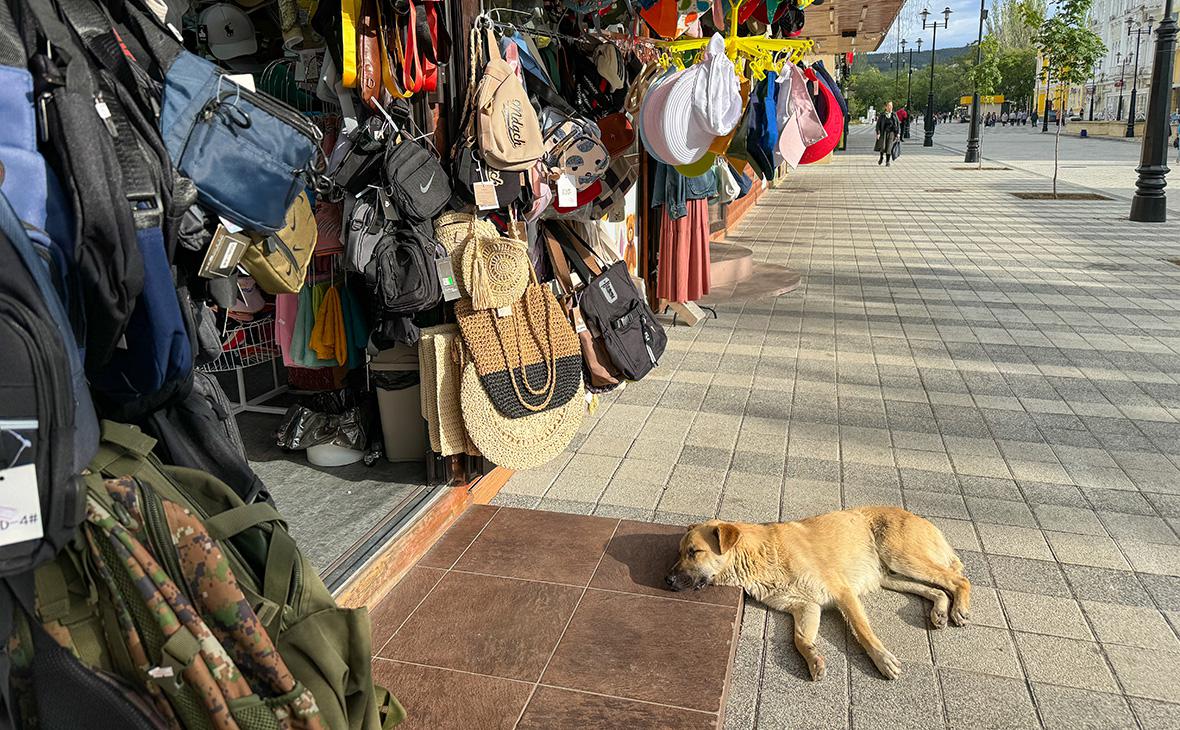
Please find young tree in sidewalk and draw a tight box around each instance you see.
[1020,0,1105,196]
[968,34,1003,168]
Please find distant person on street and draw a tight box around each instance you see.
[1031,109,1039,127]
[896,106,909,138]
[1001,111,1009,126]
[876,101,900,167]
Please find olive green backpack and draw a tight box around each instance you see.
[34,421,404,730]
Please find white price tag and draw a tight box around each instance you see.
[495,305,513,318]
[225,73,257,92]
[557,174,577,208]
[473,181,500,210]
[0,464,43,546]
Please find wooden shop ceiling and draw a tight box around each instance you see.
[802,0,905,55]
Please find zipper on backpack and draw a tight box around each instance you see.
[135,479,198,608]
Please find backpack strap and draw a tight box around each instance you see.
[204,502,297,636]
[90,420,158,476]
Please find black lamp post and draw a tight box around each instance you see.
[1127,16,1154,138]
[1130,0,1176,221]
[905,39,918,138]
[1088,65,1100,121]
[964,0,989,163]
[922,6,952,147]
[894,34,902,98]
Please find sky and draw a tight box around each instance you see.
[878,0,996,54]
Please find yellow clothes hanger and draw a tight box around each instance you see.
[657,0,813,61]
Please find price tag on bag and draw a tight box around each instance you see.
[436,257,461,301]
[199,225,251,279]
[495,305,512,318]
[473,181,500,210]
[556,174,577,208]
[0,464,43,546]
[571,305,588,334]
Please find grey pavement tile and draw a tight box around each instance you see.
[899,469,962,495]
[756,609,851,730]
[999,590,1092,640]
[1014,632,1118,692]
[937,668,1039,730]
[966,587,1008,629]
[964,496,1038,528]
[956,550,992,588]
[1062,564,1155,607]
[1083,488,1157,515]
[677,444,734,470]
[723,604,766,730]
[1104,644,1180,702]
[1129,697,1180,729]
[977,523,1054,561]
[1081,601,1180,651]
[1140,574,1180,610]
[930,624,1022,679]
[1118,540,1180,576]
[1032,504,1108,536]
[1044,531,1131,570]
[957,476,1023,501]
[929,517,981,551]
[904,490,970,521]
[1020,481,1089,508]
[1101,512,1180,546]
[1146,491,1180,518]
[988,554,1072,598]
[849,657,943,730]
[1032,683,1137,730]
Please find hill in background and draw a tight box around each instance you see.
[853,45,972,72]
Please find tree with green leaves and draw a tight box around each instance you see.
[988,0,1045,49]
[1021,0,1106,196]
[997,47,1038,108]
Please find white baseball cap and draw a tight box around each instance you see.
[201,3,257,60]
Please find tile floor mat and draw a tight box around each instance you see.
[370,505,744,729]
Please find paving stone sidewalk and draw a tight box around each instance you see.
[494,126,1180,728]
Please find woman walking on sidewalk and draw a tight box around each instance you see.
[876,101,901,166]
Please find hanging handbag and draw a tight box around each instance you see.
[474,27,545,171]
[550,223,666,381]
[240,192,317,294]
[345,191,386,281]
[418,325,478,456]
[383,136,452,221]
[543,226,622,391]
[454,273,583,419]
[539,108,611,190]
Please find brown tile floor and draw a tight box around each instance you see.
[371,505,744,729]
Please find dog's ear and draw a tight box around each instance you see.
[715,523,741,554]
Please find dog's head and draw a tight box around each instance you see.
[665,520,742,592]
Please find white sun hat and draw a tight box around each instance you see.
[655,34,741,166]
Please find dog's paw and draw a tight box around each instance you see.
[930,606,949,629]
[872,649,902,680]
[807,654,827,681]
[950,606,970,626]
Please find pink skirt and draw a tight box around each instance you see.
[657,198,711,303]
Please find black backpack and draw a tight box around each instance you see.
[551,223,667,381]
[383,138,452,223]
[367,223,443,315]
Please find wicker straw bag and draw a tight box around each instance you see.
[418,325,478,456]
[455,275,583,419]
[459,363,583,470]
[433,211,529,310]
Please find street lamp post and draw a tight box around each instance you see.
[895,33,902,98]
[1130,0,1176,221]
[964,0,989,163]
[905,39,918,138]
[1127,17,1154,137]
[922,6,952,147]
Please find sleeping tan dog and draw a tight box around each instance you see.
[665,506,971,681]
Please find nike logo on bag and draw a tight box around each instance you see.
[419,173,435,194]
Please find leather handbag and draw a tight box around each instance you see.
[357,0,381,108]
[454,272,583,419]
[596,113,635,158]
[543,226,622,391]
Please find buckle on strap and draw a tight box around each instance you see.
[147,626,200,695]
[130,192,164,231]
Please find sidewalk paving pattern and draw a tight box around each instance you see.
[493,127,1180,728]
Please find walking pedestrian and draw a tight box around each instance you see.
[1001,111,1009,126]
[876,101,901,167]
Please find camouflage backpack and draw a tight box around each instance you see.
[29,422,404,730]
[82,476,325,729]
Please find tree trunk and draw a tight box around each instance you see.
[1053,83,1062,198]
